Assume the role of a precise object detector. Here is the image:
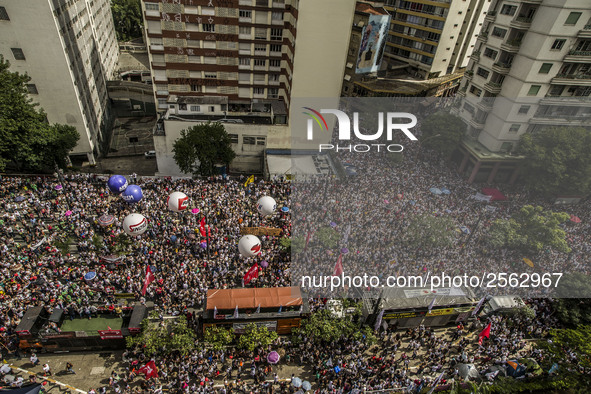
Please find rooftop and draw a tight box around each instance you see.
[461,138,525,162]
[354,71,464,96]
[355,2,390,16]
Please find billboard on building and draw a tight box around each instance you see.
[355,14,391,74]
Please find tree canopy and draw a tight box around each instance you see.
[518,126,591,196]
[111,0,143,42]
[294,308,376,345]
[237,323,278,352]
[420,111,467,157]
[204,326,235,351]
[0,56,79,172]
[315,227,341,250]
[126,316,197,356]
[487,205,570,254]
[173,122,236,177]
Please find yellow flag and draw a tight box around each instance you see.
[244,175,254,187]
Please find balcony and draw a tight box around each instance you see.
[492,62,511,74]
[476,32,488,42]
[465,70,474,80]
[468,116,486,129]
[470,51,481,61]
[484,11,496,22]
[476,98,494,111]
[579,25,591,38]
[484,81,503,94]
[510,16,533,29]
[150,44,164,51]
[551,73,591,86]
[501,39,522,52]
[564,50,591,63]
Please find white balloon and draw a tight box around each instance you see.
[167,192,189,212]
[257,196,276,216]
[238,235,262,257]
[122,213,148,236]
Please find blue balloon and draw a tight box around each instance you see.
[107,175,128,194]
[122,184,143,203]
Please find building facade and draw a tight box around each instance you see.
[382,0,491,79]
[143,0,356,175]
[0,0,119,165]
[455,0,591,183]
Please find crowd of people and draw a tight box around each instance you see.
[0,107,589,392]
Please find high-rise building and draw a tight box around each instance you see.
[0,1,119,165]
[455,0,591,183]
[145,0,356,175]
[382,0,490,79]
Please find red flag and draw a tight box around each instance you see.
[141,266,155,296]
[478,322,491,345]
[333,253,344,276]
[199,217,206,237]
[207,224,211,238]
[138,360,158,379]
[243,263,260,285]
[305,230,313,250]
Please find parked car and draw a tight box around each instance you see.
[144,151,156,158]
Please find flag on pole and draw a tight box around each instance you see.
[374,309,385,332]
[278,305,282,313]
[472,296,487,316]
[427,372,445,394]
[233,305,239,318]
[141,265,155,296]
[213,306,218,319]
[478,322,492,345]
[244,175,255,187]
[342,224,351,245]
[427,296,436,313]
[207,224,212,238]
[138,360,158,379]
[243,263,260,285]
[255,304,261,314]
[333,253,344,276]
[199,217,206,237]
[305,230,313,250]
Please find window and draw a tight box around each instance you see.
[190,105,201,112]
[483,47,498,60]
[239,26,251,35]
[253,87,265,94]
[551,39,566,50]
[527,85,541,96]
[145,2,159,10]
[508,124,520,133]
[539,63,552,74]
[229,134,239,144]
[26,84,38,94]
[204,72,217,79]
[491,27,507,38]
[239,58,251,65]
[469,85,482,97]
[518,105,530,114]
[269,44,281,52]
[269,74,280,82]
[209,106,215,112]
[269,59,281,67]
[179,103,187,110]
[268,88,279,98]
[565,12,582,25]
[255,44,266,52]
[270,28,282,40]
[202,24,215,32]
[255,28,267,39]
[476,67,490,79]
[272,12,283,20]
[239,10,252,18]
[256,136,266,146]
[243,136,256,144]
[0,6,9,20]
[500,4,516,16]
[11,48,25,60]
[254,59,266,66]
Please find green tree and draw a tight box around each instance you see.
[315,227,341,249]
[204,326,235,351]
[541,325,591,369]
[405,214,456,249]
[173,122,236,177]
[420,111,467,157]
[518,126,591,196]
[553,274,591,327]
[295,308,376,345]
[487,205,570,254]
[111,0,143,41]
[237,323,278,352]
[0,56,79,172]
[291,235,305,254]
[126,316,197,356]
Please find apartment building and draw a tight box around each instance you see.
[0,0,119,165]
[455,0,591,183]
[144,0,355,175]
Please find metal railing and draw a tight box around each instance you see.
[568,50,591,56]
